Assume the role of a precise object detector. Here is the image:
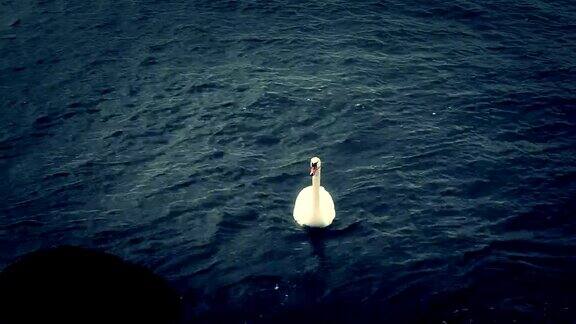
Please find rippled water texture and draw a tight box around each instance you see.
[1,0,575,322]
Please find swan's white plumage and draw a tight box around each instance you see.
[293,157,335,228]
[293,186,335,227]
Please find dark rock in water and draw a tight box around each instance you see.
[0,246,181,324]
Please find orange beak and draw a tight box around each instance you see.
[310,166,317,176]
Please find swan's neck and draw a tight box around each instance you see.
[312,171,321,218]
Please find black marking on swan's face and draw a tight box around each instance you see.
[310,157,321,167]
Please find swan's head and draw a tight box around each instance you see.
[310,157,321,176]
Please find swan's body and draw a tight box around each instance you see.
[293,157,335,228]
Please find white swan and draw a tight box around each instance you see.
[293,157,335,228]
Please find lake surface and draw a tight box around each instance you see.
[1,0,575,322]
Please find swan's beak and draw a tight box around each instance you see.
[310,167,317,176]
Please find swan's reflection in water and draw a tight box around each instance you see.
[306,227,326,266]
[303,227,329,303]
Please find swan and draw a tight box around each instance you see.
[293,157,335,227]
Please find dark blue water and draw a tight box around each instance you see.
[1,0,576,322]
